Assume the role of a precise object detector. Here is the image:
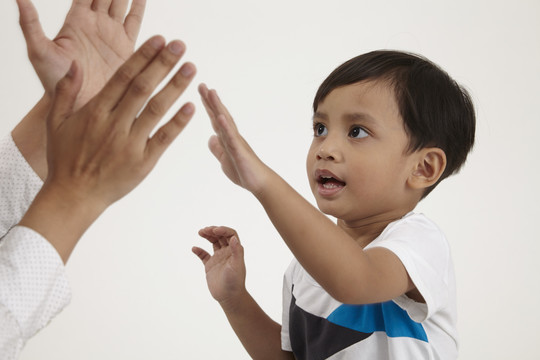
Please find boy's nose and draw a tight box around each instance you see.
[316,147,335,161]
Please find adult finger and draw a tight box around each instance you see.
[91,0,112,12]
[108,0,129,20]
[16,0,48,55]
[124,0,146,40]
[144,102,195,164]
[131,61,196,138]
[112,40,187,129]
[48,61,83,131]
[94,35,165,111]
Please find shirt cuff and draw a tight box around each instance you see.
[0,226,71,341]
[0,134,43,237]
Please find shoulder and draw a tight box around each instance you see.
[369,213,456,320]
[370,212,450,259]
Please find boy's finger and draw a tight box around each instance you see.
[131,62,196,138]
[192,247,211,265]
[207,89,237,131]
[48,61,83,131]
[124,0,146,39]
[213,226,238,238]
[73,0,93,7]
[108,0,128,20]
[230,236,244,259]
[91,0,112,12]
[198,84,221,132]
[112,40,186,129]
[16,0,48,51]
[144,102,195,164]
[94,35,165,111]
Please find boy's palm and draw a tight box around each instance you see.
[194,227,247,304]
[17,0,145,109]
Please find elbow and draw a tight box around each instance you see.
[325,284,367,305]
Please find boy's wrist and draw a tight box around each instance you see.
[218,288,253,315]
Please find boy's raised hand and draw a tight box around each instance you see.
[20,35,196,262]
[193,226,247,305]
[16,0,146,109]
[198,84,272,196]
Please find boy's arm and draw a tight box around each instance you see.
[12,0,146,180]
[198,85,413,305]
[193,227,294,360]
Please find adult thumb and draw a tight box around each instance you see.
[48,61,83,131]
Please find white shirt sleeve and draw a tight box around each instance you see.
[0,134,43,237]
[367,213,453,322]
[0,134,71,360]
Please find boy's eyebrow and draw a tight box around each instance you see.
[343,112,377,124]
[313,111,377,125]
[313,111,328,121]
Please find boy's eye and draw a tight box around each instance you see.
[313,123,328,137]
[349,126,368,139]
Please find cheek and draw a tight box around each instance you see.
[306,144,317,174]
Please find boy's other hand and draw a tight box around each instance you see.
[198,84,272,197]
[193,226,247,307]
[16,0,146,109]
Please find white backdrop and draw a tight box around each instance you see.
[1,0,539,359]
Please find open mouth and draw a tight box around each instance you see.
[316,170,346,189]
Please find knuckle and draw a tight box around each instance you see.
[154,128,172,145]
[113,66,135,85]
[131,77,152,96]
[146,98,166,117]
[140,43,158,61]
[157,51,178,68]
[170,71,188,89]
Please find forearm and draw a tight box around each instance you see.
[255,171,370,302]
[220,290,294,360]
[11,94,51,181]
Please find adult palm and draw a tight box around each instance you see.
[16,0,146,109]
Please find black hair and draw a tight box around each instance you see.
[313,50,476,197]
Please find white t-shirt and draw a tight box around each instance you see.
[281,212,458,360]
[0,135,71,360]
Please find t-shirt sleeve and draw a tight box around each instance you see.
[368,214,453,322]
[281,259,296,352]
[0,226,71,360]
[0,134,43,238]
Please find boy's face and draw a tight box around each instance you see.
[306,80,419,225]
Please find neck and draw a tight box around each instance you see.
[337,208,413,248]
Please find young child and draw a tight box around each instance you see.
[193,50,475,360]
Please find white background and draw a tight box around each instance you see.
[1,0,539,359]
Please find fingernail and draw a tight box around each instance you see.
[150,36,165,50]
[168,41,185,55]
[180,63,195,77]
[182,103,195,115]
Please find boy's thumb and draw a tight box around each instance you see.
[48,61,83,130]
[230,236,244,258]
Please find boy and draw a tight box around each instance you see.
[193,50,475,359]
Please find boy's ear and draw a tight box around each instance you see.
[407,148,447,190]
